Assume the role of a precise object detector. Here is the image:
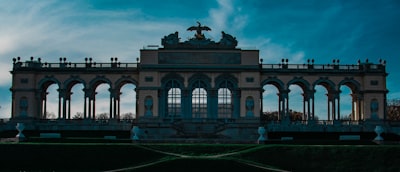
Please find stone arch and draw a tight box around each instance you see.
[161,73,185,118]
[115,76,138,119]
[89,76,112,89]
[215,74,238,89]
[261,78,283,121]
[88,76,112,98]
[338,78,361,120]
[63,76,86,119]
[162,73,184,88]
[188,73,211,90]
[313,77,339,121]
[38,76,61,119]
[313,77,336,91]
[215,74,238,118]
[287,77,312,121]
[87,76,112,119]
[338,78,361,93]
[38,76,61,90]
[64,76,87,92]
[261,77,284,91]
[189,73,211,118]
[287,77,311,92]
[115,76,138,91]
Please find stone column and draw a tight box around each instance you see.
[58,88,66,119]
[208,88,218,118]
[116,91,121,119]
[233,89,241,119]
[92,93,96,119]
[303,90,313,121]
[83,88,90,119]
[66,92,72,119]
[279,90,289,121]
[158,89,164,118]
[40,91,47,119]
[109,88,117,119]
[358,94,364,120]
[336,94,340,120]
[351,94,356,120]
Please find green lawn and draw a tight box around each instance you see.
[0,142,399,172]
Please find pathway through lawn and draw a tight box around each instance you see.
[105,145,290,172]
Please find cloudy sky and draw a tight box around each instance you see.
[1,0,399,119]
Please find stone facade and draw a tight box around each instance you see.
[9,26,389,141]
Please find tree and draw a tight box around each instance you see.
[96,113,109,120]
[387,99,400,121]
[289,109,303,121]
[261,111,279,121]
[121,112,135,120]
[45,112,56,119]
[73,112,83,119]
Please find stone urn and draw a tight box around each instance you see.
[374,125,384,141]
[16,123,26,141]
[258,126,267,144]
[131,126,140,141]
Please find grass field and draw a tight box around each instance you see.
[0,142,399,171]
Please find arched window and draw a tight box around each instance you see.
[162,74,184,118]
[189,74,211,119]
[218,88,232,118]
[216,76,236,118]
[192,86,207,118]
[167,81,181,117]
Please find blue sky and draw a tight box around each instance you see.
[0,0,399,119]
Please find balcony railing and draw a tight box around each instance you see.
[261,63,385,72]
[12,57,139,71]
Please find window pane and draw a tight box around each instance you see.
[218,88,232,118]
[192,87,207,118]
[167,81,181,117]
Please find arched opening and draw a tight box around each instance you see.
[218,88,232,118]
[288,84,304,121]
[314,85,329,120]
[339,85,352,120]
[339,80,361,121]
[262,85,279,121]
[70,83,85,119]
[167,87,181,118]
[119,84,136,120]
[192,87,207,118]
[43,84,59,119]
[94,83,111,120]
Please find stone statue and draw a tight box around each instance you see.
[145,97,153,117]
[370,100,379,120]
[162,31,180,46]
[162,22,238,49]
[246,97,254,117]
[220,31,238,47]
[187,21,211,40]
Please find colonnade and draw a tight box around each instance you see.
[39,86,134,120]
[263,88,364,121]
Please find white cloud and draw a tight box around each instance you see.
[207,0,248,39]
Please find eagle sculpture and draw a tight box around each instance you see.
[187,21,211,40]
